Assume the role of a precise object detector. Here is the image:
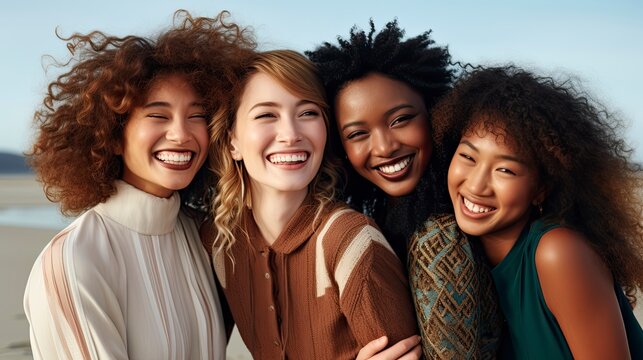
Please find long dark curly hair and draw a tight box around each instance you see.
[28,10,256,215]
[306,19,455,253]
[433,66,643,301]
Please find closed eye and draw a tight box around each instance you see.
[189,113,207,120]
[255,112,276,120]
[147,114,168,119]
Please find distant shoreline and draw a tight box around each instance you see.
[0,175,49,209]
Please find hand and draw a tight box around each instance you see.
[356,335,422,360]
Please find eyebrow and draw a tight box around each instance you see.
[460,140,525,164]
[143,101,205,108]
[249,99,317,112]
[341,104,415,131]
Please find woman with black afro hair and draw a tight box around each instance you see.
[307,20,501,359]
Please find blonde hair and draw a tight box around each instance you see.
[209,50,343,257]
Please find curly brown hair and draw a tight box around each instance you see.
[433,66,643,300]
[28,10,256,215]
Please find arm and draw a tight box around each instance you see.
[408,213,502,358]
[24,223,128,360]
[536,227,630,359]
[334,221,419,347]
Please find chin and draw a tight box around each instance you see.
[378,182,416,198]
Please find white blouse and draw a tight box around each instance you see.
[24,181,226,359]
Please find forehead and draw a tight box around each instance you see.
[239,73,293,102]
[144,73,198,99]
[465,113,511,139]
[461,119,541,168]
[335,73,425,117]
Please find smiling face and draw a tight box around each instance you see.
[335,72,432,197]
[119,73,209,198]
[230,72,327,198]
[448,120,545,244]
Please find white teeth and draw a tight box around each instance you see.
[155,151,192,164]
[463,197,495,213]
[269,153,308,164]
[378,157,411,174]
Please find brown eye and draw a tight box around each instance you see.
[459,153,474,162]
[299,110,320,117]
[391,114,415,126]
[346,130,367,140]
[497,168,517,176]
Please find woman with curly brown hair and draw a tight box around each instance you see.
[435,66,643,358]
[23,11,254,359]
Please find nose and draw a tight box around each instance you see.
[464,165,492,196]
[166,118,191,144]
[275,116,302,145]
[371,129,400,158]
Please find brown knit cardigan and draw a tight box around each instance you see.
[212,199,418,359]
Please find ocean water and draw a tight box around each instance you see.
[0,205,73,230]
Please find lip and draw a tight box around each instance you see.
[372,154,414,181]
[458,194,497,219]
[266,150,310,170]
[154,149,197,171]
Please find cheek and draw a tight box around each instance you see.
[499,181,535,208]
[447,164,458,193]
[122,123,149,151]
[237,124,268,150]
[312,122,328,149]
[447,161,468,194]
[342,140,366,169]
[194,124,210,148]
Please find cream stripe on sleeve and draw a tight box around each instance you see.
[334,225,394,298]
[315,209,353,297]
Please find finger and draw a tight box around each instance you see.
[356,336,388,360]
[364,335,421,360]
[396,343,422,360]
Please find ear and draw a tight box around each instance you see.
[229,136,242,161]
[532,184,547,206]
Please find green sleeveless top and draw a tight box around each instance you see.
[491,219,643,359]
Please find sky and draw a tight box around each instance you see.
[2,0,642,161]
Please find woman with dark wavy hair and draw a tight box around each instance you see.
[436,66,643,358]
[24,11,254,359]
[307,20,501,359]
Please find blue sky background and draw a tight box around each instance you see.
[2,0,641,161]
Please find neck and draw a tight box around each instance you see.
[249,184,308,246]
[480,217,531,267]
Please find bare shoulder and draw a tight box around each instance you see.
[535,227,606,274]
[535,226,613,317]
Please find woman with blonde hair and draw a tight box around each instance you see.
[203,49,419,359]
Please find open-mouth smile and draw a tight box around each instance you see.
[462,196,497,214]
